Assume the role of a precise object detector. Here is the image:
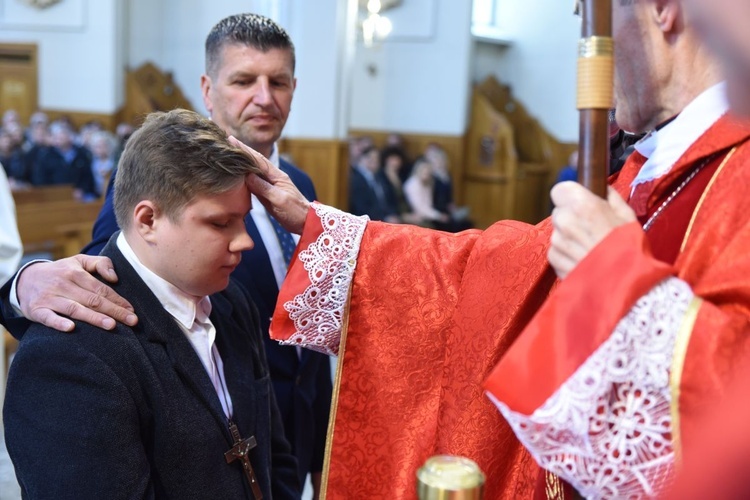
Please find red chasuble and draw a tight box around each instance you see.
[486,115,750,498]
[272,115,750,499]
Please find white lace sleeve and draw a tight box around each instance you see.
[279,203,369,356]
[489,277,695,499]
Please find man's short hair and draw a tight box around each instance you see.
[205,13,296,77]
[113,109,259,230]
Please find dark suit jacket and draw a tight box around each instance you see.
[3,236,300,499]
[30,145,98,197]
[348,166,399,221]
[82,157,332,486]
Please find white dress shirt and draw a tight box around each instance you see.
[632,82,729,189]
[116,233,234,420]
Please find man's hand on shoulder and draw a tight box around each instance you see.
[16,255,138,332]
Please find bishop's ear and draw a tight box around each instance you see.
[652,0,682,34]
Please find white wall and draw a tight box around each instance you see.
[0,0,125,113]
[282,0,350,139]
[471,0,581,142]
[126,0,165,71]
[349,0,474,135]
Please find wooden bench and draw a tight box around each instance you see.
[16,198,102,259]
[12,185,76,206]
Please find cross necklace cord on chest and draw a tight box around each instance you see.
[641,153,717,232]
[213,350,264,500]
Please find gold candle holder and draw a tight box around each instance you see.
[417,455,485,500]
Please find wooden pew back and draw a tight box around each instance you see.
[16,198,102,258]
[12,185,75,205]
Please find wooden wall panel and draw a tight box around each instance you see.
[463,178,514,229]
[0,43,38,125]
[278,138,347,208]
[42,109,121,131]
[513,164,553,223]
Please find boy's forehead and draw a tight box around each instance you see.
[188,185,252,214]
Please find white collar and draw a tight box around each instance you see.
[268,143,280,168]
[116,232,212,329]
[632,82,729,188]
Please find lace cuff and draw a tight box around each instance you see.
[278,203,369,356]
[489,278,694,499]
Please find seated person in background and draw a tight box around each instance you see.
[349,145,400,222]
[423,143,473,231]
[3,109,300,499]
[381,132,412,181]
[0,130,26,184]
[0,164,22,287]
[114,122,135,163]
[89,130,117,195]
[347,135,374,168]
[554,150,579,184]
[77,120,105,150]
[403,157,450,228]
[380,149,423,225]
[19,122,49,189]
[29,121,99,200]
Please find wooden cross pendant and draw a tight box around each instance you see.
[225,421,263,500]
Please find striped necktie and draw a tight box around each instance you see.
[269,215,296,266]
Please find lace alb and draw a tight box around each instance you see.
[490,278,694,499]
[280,204,369,356]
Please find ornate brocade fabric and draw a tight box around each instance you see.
[487,115,750,498]
[272,115,750,499]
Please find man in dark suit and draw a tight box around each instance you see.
[2,13,332,496]
[349,145,400,222]
[29,121,99,200]
[4,109,300,499]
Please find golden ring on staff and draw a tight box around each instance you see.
[577,37,614,110]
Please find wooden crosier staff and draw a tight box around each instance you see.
[576,0,613,197]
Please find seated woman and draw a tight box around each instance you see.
[423,144,473,231]
[403,157,450,228]
[380,150,423,225]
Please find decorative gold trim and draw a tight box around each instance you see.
[578,36,614,58]
[545,471,566,500]
[669,296,703,466]
[319,286,353,499]
[680,146,738,253]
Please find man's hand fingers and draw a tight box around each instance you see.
[29,307,76,332]
[75,254,118,283]
[246,173,274,199]
[69,269,136,314]
[547,245,577,280]
[607,187,637,221]
[229,136,278,181]
[16,256,138,331]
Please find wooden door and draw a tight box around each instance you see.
[0,43,38,125]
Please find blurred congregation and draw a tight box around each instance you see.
[0,109,132,201]
[346,134,473,231]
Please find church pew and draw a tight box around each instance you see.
[16,198,102,259]
[12,185,76,206]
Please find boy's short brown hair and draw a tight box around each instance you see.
[114,108,259,230]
